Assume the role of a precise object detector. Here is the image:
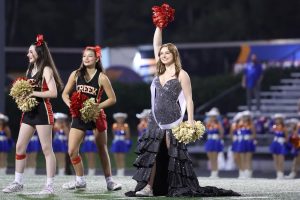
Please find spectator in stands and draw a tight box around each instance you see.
[254,116,268,135]
[242,54,263,112]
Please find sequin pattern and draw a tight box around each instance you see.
[153,77,182,125]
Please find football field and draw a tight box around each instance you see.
[0,175,299,200]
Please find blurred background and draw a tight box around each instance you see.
[1,0,300,178]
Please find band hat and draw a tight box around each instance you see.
[0,113,9,122]
[54,112,68,120]
[205,108,220,117]
[113,112,128,120]
[241,110,253,118]
[136,109,151,119]
[232,112,243,122]
[272,113,285,120]
[286,118,299,124]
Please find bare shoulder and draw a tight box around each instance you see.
[70,70,77,77]
[68,70,78,81]
[43,66,54,74]
[99,72,110,83]
[178,69,190,81]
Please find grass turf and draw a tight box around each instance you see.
[0,175,300,200]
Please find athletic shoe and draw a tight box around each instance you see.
[39,184,54,195]
[2,182,23,193]
[62,181,86,190]
[107,181,122,191]
[135,184,153,197]
[285,172,296,179]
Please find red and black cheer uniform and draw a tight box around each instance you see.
[71,69,104,131]
[21,68,54,126]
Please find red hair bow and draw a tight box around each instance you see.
[152,3,175,29]
[35,34,44,46]
[85,45,102,58]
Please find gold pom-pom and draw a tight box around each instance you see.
[17,97,39,112]
[9,78,39,112]
[172,121,206,144]
[80,98,101,123]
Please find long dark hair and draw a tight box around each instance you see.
[27,41,64,91]
[75,47,104,77]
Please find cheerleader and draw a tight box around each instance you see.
[286,118,300,179]
[26,131,41,175]
[62,45,121,191]
[110,112,131,177]
[81,130,97,176]
[270,114,288,179]
[229,112,243,174]
[53,113,69,176]
[204,109,224,178]
[136,109,151,140]
[3,34,64,194]
[0,113,11,175]
[237,110,256,178]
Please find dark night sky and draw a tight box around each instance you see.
[5,0,300,47]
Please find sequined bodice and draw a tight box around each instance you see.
[152,77,182,125]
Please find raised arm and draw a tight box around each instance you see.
[32,67,57,98]
[98,73,116,109]
[62,71,77,107]
[179,70,194,124]
[153,27,162,62]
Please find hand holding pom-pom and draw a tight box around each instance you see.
[70,91,89,118]
[172,121,206,144]
[80,98,101,123]
[9,77,39,112]
[152,3,175,29]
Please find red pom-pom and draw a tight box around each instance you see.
[290,136,300,149]
[14,77,27,81]
[96,109,107,132]
[11,77,28,86]
[70,91,89,118]
[152,3,175,29]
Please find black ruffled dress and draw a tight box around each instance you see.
[125,77,240,197]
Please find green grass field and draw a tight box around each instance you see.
[0,175,300,200]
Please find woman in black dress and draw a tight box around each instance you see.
[126,26,240,197]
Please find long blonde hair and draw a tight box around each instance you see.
[156,43,182,77]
